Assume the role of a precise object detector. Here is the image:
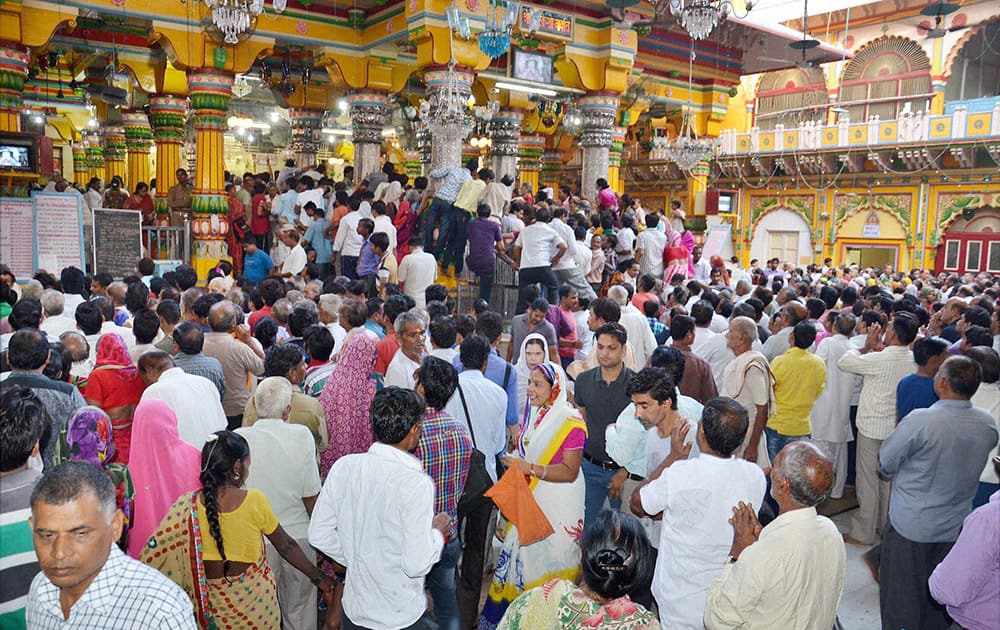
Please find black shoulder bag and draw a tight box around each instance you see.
[456,384,495,517]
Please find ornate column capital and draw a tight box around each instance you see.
[0,46,30,131]
[489,108,523,157]
[289,108,325,157]
[122,111,153,153]
[102,126,127,161]
[518,135,545,171]
[347,91,390,145]
[188,70,233,131]
[149,95,189,144]
[578,94,619,148]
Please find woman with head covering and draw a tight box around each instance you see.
[480,362,587,628]
[497,510,658,628]
[317,331,378,478]
[394,187,422,262]
[515,333,550,419]
[126,399,202,558]
[58,406,135,550]
[80,333,147,463]
[662,223,690,285]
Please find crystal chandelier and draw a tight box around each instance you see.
[479,1,521,59]
[204,0,290,44]
[418,62,473,143]
[650,0,751,40]
[664,49,718,172]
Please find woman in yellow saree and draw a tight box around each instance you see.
[480,362,587,629]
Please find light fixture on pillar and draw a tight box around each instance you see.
[664,48,718,172]
[446,3,472,39]
[479,1,520,59]
[418,62,473,147]
[202,0,293,44]
[649,0,751,40]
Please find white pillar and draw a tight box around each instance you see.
[578,94,618,201]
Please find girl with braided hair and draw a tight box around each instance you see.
[140,431,332,629]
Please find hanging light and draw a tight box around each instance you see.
[664,49,718,172]
[648,0,752,40]
[479,0,520,59]
[203,0,291,44]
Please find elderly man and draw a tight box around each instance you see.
[38,290,76,337]
[309,388,451,629]
[719,316,773,468]
[4,330,85,468]
[632,396,766,630]
[318,293,348,356]
[236,377,322,630]
[761,302,807,362]
[704,442,846,629]
[608,284,657,370]
[839,311,918,546]
[243,345,328,452]
[201,300,265,429]
[384,311,428,389]
[137,350,227,448]
[26,462,196,628]
[878,356,999,630]
[170,321,226,397]
[810,312,860,499]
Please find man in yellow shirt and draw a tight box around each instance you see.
[766,321,826,463]
[441,162,487,276]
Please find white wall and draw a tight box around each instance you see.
[750,208,814,266]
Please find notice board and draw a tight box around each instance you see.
[0,197,34,278]
[93,208,142,278]
[702,223,732,259]
[34,192,84,274]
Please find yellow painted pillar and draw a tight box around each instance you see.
[123,110,153,188]
[541,149,562,192]
[0,46,29,133]
[608,126,626,194]
[149,95,189,225]
[103,126,127,186]
[85,140,105,182]
[72,144,89,187]
[518,135,544,196]
[188,69,234,279]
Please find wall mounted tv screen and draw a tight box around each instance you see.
[512,49,553,84]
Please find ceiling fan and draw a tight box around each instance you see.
[756,0,819,68]
[914,0,964,38]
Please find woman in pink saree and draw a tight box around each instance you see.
[317,332,378,478]
[662,224,691,284]
[126,399,202,558]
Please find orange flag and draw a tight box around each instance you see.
[484,466,554,545]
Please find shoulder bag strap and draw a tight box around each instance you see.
[456,383,478,449]
[502,362,512,390]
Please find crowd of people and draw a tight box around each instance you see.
[2,162,999,630]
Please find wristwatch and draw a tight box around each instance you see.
[727,554,738,564]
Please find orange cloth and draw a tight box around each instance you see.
[485,466,554,545]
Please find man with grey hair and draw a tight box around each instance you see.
[26,462,196,628]
[810,312,859,499]
[384,311,426,389]
[202,300,265,428]
[271,298,294,344]
[236,377,322,630]
[608,284,657,370]
[318,293,347,355]
[877,355,999,630]
[705,441,846,629]
[58,331,91,381]
[39,290,76,337]
[719,316,773,468]
[18,278,44,302]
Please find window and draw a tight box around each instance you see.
[768,231,799,265]
[943,240,960,270]
[988,241,1000,273]
[966,241,982,272]
[841,36,932,121]
[754,67,828,131]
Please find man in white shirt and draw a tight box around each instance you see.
[719,316,772,468]
[38,290,77,338]
[279,230,307,278]
[237,377,322,630]
[632,397,766,630]
[702,305,764,389]
[428,317,459,365]
[308,388,451,629]
[761,302,807,362]
[635,213,667,280]
[692,246,712,286]
[137,351,227,448]
[372,201,397,254]
[384,312,426,389]
[689,300,718,357]
[398,240,439,310]
[318,294,348,356]
[550,208,597,301]
[608,285,657,370]
[294,176,324,230]
[838,312,918,545]
[705,442,846,630]
[512,206,566,312]
[333,206,365,280]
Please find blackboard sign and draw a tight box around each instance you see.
[93,208,142,279]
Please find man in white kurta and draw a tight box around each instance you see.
[810,314,860,499]
[137,353,228,448]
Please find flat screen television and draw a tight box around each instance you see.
[512,49,553,84]
[0,134,38,172]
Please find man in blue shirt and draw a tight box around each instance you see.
[454,311,518,433]
[356,218,380,295]
[896,335,949,421]
[275,175,300,226]
[241,236,274,284]
[303,205,333,281]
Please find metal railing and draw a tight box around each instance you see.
[455,255,520,321]
[142,222,190,264]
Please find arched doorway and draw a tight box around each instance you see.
[751,208,813,267]
[935,207,1000,274]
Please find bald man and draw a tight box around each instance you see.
[705,442,846,629]
[719,316,772,468]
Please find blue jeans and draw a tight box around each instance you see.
[426,537,461,630]
[442,213,469,274]
[476,269,495,304]
[764,427,810,464]
[423,197,454,259]
[340,255,358,280]
[582,458,621,528]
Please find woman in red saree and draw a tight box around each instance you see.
[125,182,156,253]
[80,333,146,464]
[225,183,249,274]
[393,192,420,263]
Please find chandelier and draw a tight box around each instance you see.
[664,49,718,172]
[204,0,288,44]
[650,0,751,40]
[479,1,521,58]
[418,62,473,144]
